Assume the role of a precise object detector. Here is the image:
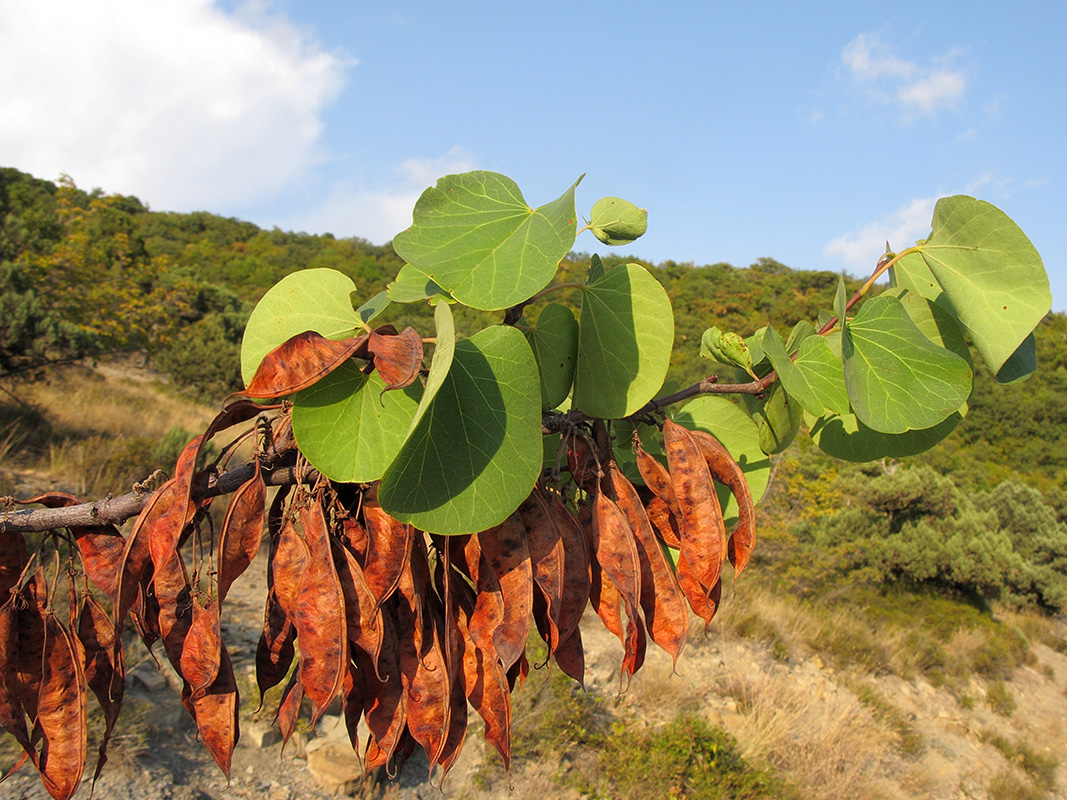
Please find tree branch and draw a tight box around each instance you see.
[0,461,319,535]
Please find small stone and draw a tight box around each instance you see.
[307,742,364,795]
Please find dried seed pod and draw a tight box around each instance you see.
[362,485,414,611]
[331,539,384,666]
[608,464,688,666]
[0,597,33,767]
[633,434,678,513]
[76,594,125,788]
[644,495,682,549]
[662,419,727,602]
[216,465,266,605]
[544,491,590,645]
[579,505,623,643]
[675,550,717,629]
[591,489,647,681]
[476,513,532,673]
[239,330,369,399]
[517,490,565,652]
[189,644,240,779]
[293,500,347,724]
[360,603,408,770]
[35,612,88,800]
[688,429,756,575]
[565,430,600,492]
[180,599,221,697]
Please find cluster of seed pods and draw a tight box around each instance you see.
[0,327,756,798]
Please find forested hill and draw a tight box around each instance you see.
[2,166,1065,491]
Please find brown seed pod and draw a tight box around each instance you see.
[544,491,591,645]
[360,602,408,770]
[633,434,678,513]
[578,505,624,643]
[216,465,266,605]
[368,325,424,392]
[35,612,88,800]
[275,667,304,750]
[675,550,717,630]
[293,500,348,725]
[0,597,33,769]
[239,330,369,399]
[644,495,682,550]
[331,538,384,667]
[565,429,600,492]
[475,513,532,673]
[362,484,414,612]
[591,488,647,681]
[517,489,565,653]
[688,429,756,575]
[396,536,451,773]
[189,644,240,779]
[607,463,688,666]
[662,419,727,604]
[181,598,222,697]
[76,593,125,788]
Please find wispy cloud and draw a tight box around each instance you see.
[824,196,937,271]
[841,33,966,117]
[277,146,479,243]
[0,0,351,210]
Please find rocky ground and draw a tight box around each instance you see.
[4,542,1067,800]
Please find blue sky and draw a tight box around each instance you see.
[2,1,1064,310]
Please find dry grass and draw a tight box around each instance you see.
[1,361,218,497]
[715,667,893,800]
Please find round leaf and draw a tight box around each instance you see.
[240,268,360,384]
[391,171,581,311]
[378,325,543,535]
[292,363,421,483]
[808,409,962,462]
[526,302,579,410]
[572,263,674,419]
[891,196,1051,375]
[588,196,648,246]
[843,294,971,434]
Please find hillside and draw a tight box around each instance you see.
[2,165,1067,799]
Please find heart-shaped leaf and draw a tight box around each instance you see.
[762,326,848,417]
[843,294,971,434]
[378,325,542,535]
[292,363,421,483]
[391,171,581,310]
[891,196,1051,375]
[807,408,962,462]
[572,263,674,419]
[587,196,647,246]
[240,268,360,384]
[526,302,578,410]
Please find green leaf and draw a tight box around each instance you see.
[843,294,971,434]
[407,300,456,437]
[378,325,543,535]
[833,275,848,330]
[240,268,359,385]
[526,302,579,410]
[741,381,802,454]
[891,196,1051,375]
[355,290,392,326]
[891,288,973,368]
[587,196,648,246]
[763,326,848,417]
[572,263,674,419]
[671,395,772,521]
[808,409,962,462]
[785,320,817,353]
[391,171,581,311]
[386,264,452,304]
[291,363,421,483]
[586,253,605,285]
[995,334,1037,384]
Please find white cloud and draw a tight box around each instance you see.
[841,33,965,116]
[0,0,351,210]
[277,146,480,243]
[824,196,937,271]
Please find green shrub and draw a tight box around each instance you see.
[590,714,797,800]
